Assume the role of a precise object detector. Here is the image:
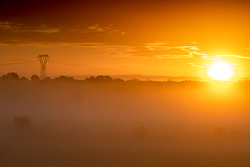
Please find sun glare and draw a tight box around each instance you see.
[208,60,234,81]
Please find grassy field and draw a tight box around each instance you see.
[1,81,250,167]
[1,140,250,167]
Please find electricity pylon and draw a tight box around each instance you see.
[37,54,50,80]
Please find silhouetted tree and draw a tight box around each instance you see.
[54,75,74,81]
[130,78,140,82]
[45,76,51,81]
[85,76,94,81]
[13,115,31,130]
[20,77,29,81]
[96,75,113,81]
[31,74,40,81]
[85,75,113,82]
[114,78,124,82]
[0,72,19,80]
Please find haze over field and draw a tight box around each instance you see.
[1,0,250,166]
[0,75,250,166]
[1,78,250,141]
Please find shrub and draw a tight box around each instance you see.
[13,115,31,130]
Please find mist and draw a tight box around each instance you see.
[1,76,250,166]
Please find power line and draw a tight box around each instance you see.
[0,60,37,66]
[0,58,131,74]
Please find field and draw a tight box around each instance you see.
[1,79,250,167]
[1,140,250,167]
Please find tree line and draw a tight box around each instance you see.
[1,72,250,87]
[0,72,124,82]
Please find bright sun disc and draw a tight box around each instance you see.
[208,61,234,81]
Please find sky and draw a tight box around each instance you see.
[0,0,250,80]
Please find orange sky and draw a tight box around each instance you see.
[0,0,250,80]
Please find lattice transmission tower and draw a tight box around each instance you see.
[37,54,50,80]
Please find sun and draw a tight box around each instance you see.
[208,60,234,81]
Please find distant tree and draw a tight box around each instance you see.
[45,76,51,81]
[20,77,29,81]
[85,75,113,82]
[13,115,31,130]
[85,76,94,81]
[0,72,19,80]
[96,75,113,81]
[129,77,140,82]
[167,78,173,82]
[114,78,124,82]
[54,75,74,81]
[31,74,40,81]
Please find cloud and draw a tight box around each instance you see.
[0,21,29,32]
[88,24,105,32]
[88,24,110,32]
[146,42,207,57]
[0,37,200,58]
[202,55,250,60]
[80,42,205,59]
[70,43,107,47]
[101,46,134,58]
[188,63,208,68]
[126,42,202,59]
[34,28,60,33]
[0,22,60,33]
[71,24,126,36]
[34,24,60,33]
[155,55,192,59]
[0,21,12,29]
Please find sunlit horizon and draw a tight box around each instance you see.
[1,0,250,166]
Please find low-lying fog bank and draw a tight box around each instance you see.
[0,79,250,144]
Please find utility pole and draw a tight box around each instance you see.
[37,54,50,80]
